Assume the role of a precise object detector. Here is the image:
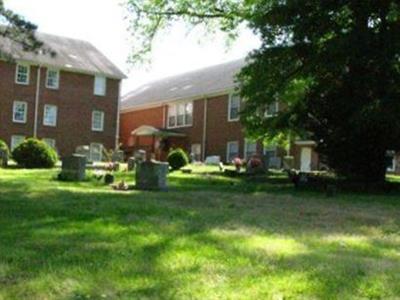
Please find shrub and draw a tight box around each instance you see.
[12,138,58,169]
[0,139,10,156]
[168,148,189,170]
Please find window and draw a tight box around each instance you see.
[191,144,202,162]
[167,102,193,128]
[92,110,104,131]
[11,135,25,151]
[228,94,241,121]
[244,140,258,159]
[46,69,60,89]
[94,76,106,96]
[90,143,103,162]
[265,101,279,117]
[15,64,30,85]
[13,101,27,123]
[43,138,56,149]
[43,105,58,127]
[263,145,277,158]
[227,141,239,162]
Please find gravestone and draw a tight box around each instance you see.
[75,145,90,161]
[135,160,169,191]
[112,150,124,162]
[205,156,221,165]
[127,157,136,171]
[0,149,8,167]
[0,149,8,168]
[134,150,146,163]
[59,154,87,181]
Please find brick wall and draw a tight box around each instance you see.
[120,94,264,162]
[0,60,120,157]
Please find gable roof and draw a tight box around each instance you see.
[0,30,126,79]
[121,58,246,111]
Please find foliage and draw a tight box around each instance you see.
[168,148,189,170]
[0,0,43,56]
[12,138,58,169]
[0,139,10,156]
[125,0,400,183]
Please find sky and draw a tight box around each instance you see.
[4,0,261,95]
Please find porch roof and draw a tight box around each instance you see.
[131,125,186,138]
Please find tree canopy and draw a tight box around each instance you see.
[0,0,42,55]
[126,0,400,183]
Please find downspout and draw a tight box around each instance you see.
[33,65,41,138]
[115,81,122,149]
[162,104,166,128]
[202,96,208,161]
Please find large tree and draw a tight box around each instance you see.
[126,0,400,183]
[0,0,42,55]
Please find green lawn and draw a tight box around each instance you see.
[1,166,400,299]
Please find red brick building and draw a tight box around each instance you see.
[121,59,316,169]
[0,31,125,161]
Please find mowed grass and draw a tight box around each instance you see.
[0,166,400,299]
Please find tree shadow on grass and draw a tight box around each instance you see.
[1,171,400,299]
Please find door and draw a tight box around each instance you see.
[300,147,312,172]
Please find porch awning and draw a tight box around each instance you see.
[131,125,186,137]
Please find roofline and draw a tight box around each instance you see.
[2,58,126,80]
[120,87,235,113]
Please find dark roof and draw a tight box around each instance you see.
[0,30,126,79]
[121,58,246,111]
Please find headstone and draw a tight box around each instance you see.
[134,150,146,163]
[205,156,221,165]
[0,149,8,168]
[135,160,169,191]
[75,145,90,161]
[127,157,136,171]
[59,154,87,181]
[112,150,124,162]
[283,156,295,170]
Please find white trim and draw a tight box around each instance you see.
[43,104,58,127]
[90,143,103,162]
[92,110,105,132]
[166,101,193,129]
[120,88,235,114]
[94,75,107,96]
[15,63,30,85]
[226,141,239,163]
[13,101,28,123]
[228,93,240,122]
[265,101,279,118]
[45,68,60,89]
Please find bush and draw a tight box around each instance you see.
[12,138,58,169]
[168,148,189,170]
[0,139,10,156]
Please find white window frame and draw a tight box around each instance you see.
[11,135,25,151]
[90,143,103,162]
[43,138,56,149]
[244,139,258,160]
[15,63,30,85]
[43,105,58,127]
[226,141,239,163]
[46,69,60,89]
[167,101,193,129]
[94,75,107,96]
[92,110,105,132]
[13,101,28,123]
[265,101,279,118]
[228,94,241,122]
